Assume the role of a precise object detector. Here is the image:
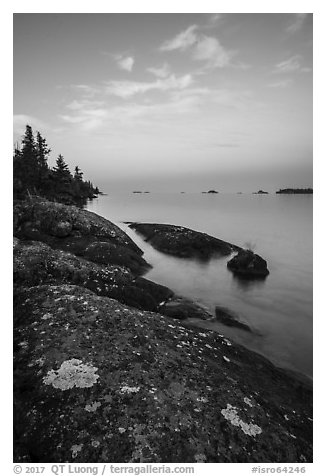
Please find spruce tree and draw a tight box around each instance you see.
[53,154,71,178]
[74,166,83,182]
[14,124,39,195]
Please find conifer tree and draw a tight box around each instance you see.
[53,154,71,178]
[36,132,51,170]
[74,166,83,182]
[14,125,100,203]
[14,124,39,194]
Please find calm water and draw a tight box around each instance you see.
[86,193,313,379]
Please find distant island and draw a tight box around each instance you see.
[202,190,219,194]
[253,190,269,194]
[276,188,313,194]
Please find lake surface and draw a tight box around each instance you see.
[86,193,313,379]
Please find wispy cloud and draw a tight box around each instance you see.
[60,107,108,131]
[13,114,48,135]
[105,74,194,98]
[115,55,135,72]
[273,55,311,74]
[147,63,171,78]
[160,25,233,69]
[66,99,105,110]
[267,79,293,88]
[286,13,308,33]
[160,25,198,51]
[210,14,222,24]
[70,84,98,97]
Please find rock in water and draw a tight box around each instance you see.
[215,306,252,332]
[128,222,241,259]
[162,297,214,320]
[227,250,269,278]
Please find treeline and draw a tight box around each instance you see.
[276,188,313,194]
[13,125,100,205]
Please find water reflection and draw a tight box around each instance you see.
[230,273,268,291]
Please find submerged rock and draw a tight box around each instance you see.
[129,223,241,259]
[215,306,252,332]
[14,284,312,463]
[161,297,214,320]
[227,250,270,278]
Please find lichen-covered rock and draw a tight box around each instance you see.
[14,285,312,463]
[14,197,144,257]
[50,220,73,238]
[83,241,151,275]
[129,223,241,259]
[227,250,270,278]
[13,239,166,313]
[13,238,132,290]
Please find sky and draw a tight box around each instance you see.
[13,13,313,193]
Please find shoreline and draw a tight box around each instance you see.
[13,197,313,463]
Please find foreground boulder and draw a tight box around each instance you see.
[14,284,312,463]
[128,223,241,259]
[227,250,270,278]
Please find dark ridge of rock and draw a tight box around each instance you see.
[215,306,252,333]
[161,297,214,320]
[13,198,149,275]
[128,223,241,259]
[13,239,168,314]
[14,284,312,463]
[227,250,270,278]
[133,277,174,305]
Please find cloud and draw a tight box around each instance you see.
[13,114,47,135]
[70,84,98,97]
[147,63,171,78]
[66,99,105,110]
[116,55,135,72]
[286,13,308,33]
[160,25,233,69]
[273,55,311,74]
[160,25,198,51]
[267,79,293,88]
[192,35,232,68]
[210,14,222,24]
[60,108,108,131]
[105,74,194,98]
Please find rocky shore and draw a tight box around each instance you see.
[13,198,313,463]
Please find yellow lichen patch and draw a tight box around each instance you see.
[85,401,102,412]
[43,358,99,391]
[120,385,140,394]
[71,444,83,458]
[194,453,207,462]
[221,404,262,437]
